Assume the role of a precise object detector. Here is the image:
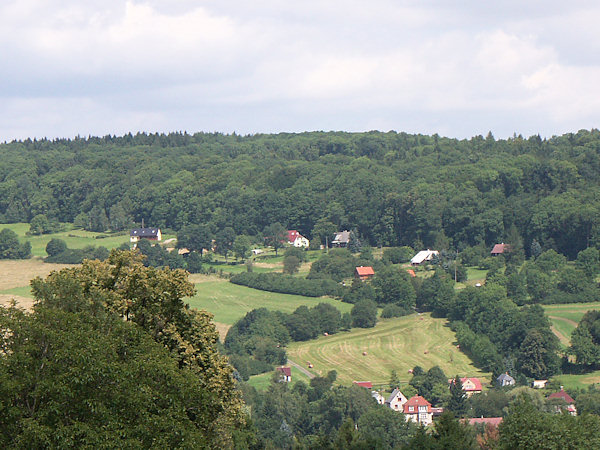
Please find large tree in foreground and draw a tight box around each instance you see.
[29,250,244,447]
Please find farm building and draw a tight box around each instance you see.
[490,243,510,256]
[410,250,439,266]
[130,227,162,247]
[355,266,375,281]
[286,230,309,248]
[532,380,548,389]
[276,366,292,382]
[332,230,350,247]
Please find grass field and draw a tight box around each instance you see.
[287,313,490,386]
[247,365,312,391]
[543,302,600,346]
[186,279,353,338]
[0,223,154,257]
[551,371,600,390]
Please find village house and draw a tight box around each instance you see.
[403,395,433,426]
[331,230,351,247]
[548,387,577,415]
[410,249,439,266]
[449,377,483,397]
[386,388,408,411]
[490,243,510,256]
[371,391,385,405]
[286,230,309,248]
[275,366,292,382]
[532,380,548,389]
[496,372,515,387]
[355,266,375,281]
[130,227,162,247]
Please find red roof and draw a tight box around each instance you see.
[468,417,503,427]
[353,381,373,389]
[461,377,483,391]
[491,243,509,254]
[286,230,304,242]
[548,389,575,404]
[355,266,375,276]
[403,395,432,413]
[276,367,292,377]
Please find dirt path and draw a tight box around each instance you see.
[288,358,316,379]
[548,315,579,328]
[550,325,571,347]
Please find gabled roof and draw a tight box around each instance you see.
[468,417,503,427]
[332,230,350,244]
[411,250,439,264]
[548,388,575,404]
[355,266,375,277]
[403,395,431,413]
[286,230,306,242]
[497,373,514,382]
[461,377,483,391]
[130,227,160,237]
[353,381,373,389]
[386,388,406,404]
[491,243,510,254]
[276,366,292,377]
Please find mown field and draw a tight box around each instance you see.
[286,313,490,387]
[543,302,600,346]
[186,280,353,339]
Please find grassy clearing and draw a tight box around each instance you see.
[543,302,600,344]
[247,365,312,391]
[0,259,76,291]
[552,371,600,390]
[186,280,353,339]
[287,313,490,386]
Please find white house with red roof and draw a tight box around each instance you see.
[449,377,483,397]
[286,230,309,248]
[403,395,433,425]
[548,387,577,415]
[276,366,292,382]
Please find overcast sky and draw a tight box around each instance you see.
[1,1,599,141]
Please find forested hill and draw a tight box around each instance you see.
[3,129,600,258]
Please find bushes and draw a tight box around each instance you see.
[45,239,109,264]
[382,246,414,264]
[230,272,344,298]
[380,304,411,319]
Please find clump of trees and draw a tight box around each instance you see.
[45,238,109,263]
[0,228,31,259]
[230,272,344,297]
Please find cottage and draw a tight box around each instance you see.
[403,395,433,425]
[496,372,515,387]
[386,388,408,411]
[371,391,385,405]
[532,380,548,389]
[130,227,162,247]
[355,266,375,281]
[548,387,577,415]
[450,377,483,397]
[491,243,510,256]
[276,366,292,382]
[286,230,310,248]
[332,230,351,248]
[410,250,439,266]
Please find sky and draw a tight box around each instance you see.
[1,0,599,141]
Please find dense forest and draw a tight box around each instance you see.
[2,129,600,258]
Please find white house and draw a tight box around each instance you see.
[496,373,515,387]
[286,230,310,248]
[410,250,439,266]
[532,380,548,389]
[371,391,385,405]
[386,388,408,411]
[130,227,162,248]
[403,395,433,426]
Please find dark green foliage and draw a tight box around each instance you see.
[576,247,600,279]
[263,222,286,256]
[308,248,374,282]
[409,366,449,406]
[177,223,213,255]
[230,272,344,297]
[283,246,307,262]
[136,239,186,269]
[447,377,467,417]
[28,214,62,235]
[570,310,600,367]
[467,389,509,418]
[0,228,31,259]
[416,269,455,316]
[45,237,67,257]
[351,298,378,328]
[380,303,412,318]
[283,254,301,274]
[382,246,414,264]
[0,306,212,448]
[372,266,416,309]
[343,278,376,304]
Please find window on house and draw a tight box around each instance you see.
[409,406,414,412]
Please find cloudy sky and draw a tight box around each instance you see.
[1,1,599,141]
